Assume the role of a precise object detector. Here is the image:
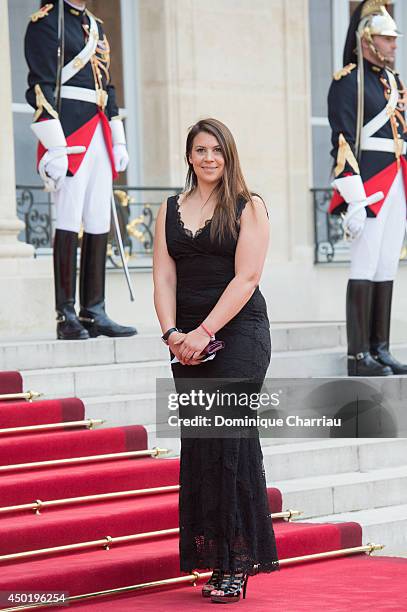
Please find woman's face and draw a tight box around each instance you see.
[188,132,225,185]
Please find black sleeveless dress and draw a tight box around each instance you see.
[165,193,279,576]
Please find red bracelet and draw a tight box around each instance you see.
[200,323,215,340]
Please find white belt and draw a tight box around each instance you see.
[60,85,108,107]
[361,137,406,155]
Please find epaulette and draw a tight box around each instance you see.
[333,63,356,81]
[30,3,54,23]
[85,9,103,24]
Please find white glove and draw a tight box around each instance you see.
[342,200,367,241]
[38,145,86,192]
[113,143,129,173]
[43,147,68,190]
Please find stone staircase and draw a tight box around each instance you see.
[263,438,407,556]
[0,322,351,427]
[1,323,406,557]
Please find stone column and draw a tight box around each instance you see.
[0,0,33,258]
[282,0,314,262]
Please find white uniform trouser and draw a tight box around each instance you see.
[53,122,112,234]
[350,168,407,281]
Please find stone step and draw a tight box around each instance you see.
[15,340,407,391]
[270,323,345,352]
[136,431,407,475]
[262,438,407,480]
[0,336,168,372]
[303,504,407,557]
[4,326,407,377]
[1,324,347,372]
[269,346,346,376]
[21,346,348,397]
[271,464,407,519]
[86,395,407,470]
[79,409,407,494]
[22,361,172,398]
[84,393,157,426]
[270,344,407,376]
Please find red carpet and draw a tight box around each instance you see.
[0,425,147,466]
[0,457,180,505]
[0,493,181,554]
[0,522,362,595]
[69,555,407,611]
[0,371,22,394]
[0,496,355,556]
[0,397,85,428]
[0,369,406,611]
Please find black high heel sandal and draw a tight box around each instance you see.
[210,572,248,604]
[202,569,224,598]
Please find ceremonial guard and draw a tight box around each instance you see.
[328,0,407,376]
[25,1,137,339]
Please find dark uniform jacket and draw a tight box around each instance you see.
[24,2,120,177]
[328,58,407,217]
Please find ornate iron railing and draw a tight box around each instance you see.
[16,185,181,268]
[17,186,407,268]
[312,187,407,264]
[312,187,350,264]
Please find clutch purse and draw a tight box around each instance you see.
[201,339,225,358]
[170,339,225,364]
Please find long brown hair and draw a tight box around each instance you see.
[185,118,253,243]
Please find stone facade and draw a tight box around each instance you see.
[0,0,33,260]
[1,0,407,339]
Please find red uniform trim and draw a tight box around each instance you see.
[36,113,118,180]
[98,110,118,181]
[329,160,407,217]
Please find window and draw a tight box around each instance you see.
[309,0,349,188]
[8,0,39,185]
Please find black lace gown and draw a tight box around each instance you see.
[165,193,279,576]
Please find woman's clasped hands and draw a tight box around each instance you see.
[168,328,210,365]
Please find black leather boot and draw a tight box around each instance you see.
[346,279,392,376]
[54,229,90,340]
[370,281,407,375]
[78,232,137,338]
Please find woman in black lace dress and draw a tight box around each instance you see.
[153,118,279,603]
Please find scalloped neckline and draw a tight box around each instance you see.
[175,193,213,239]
